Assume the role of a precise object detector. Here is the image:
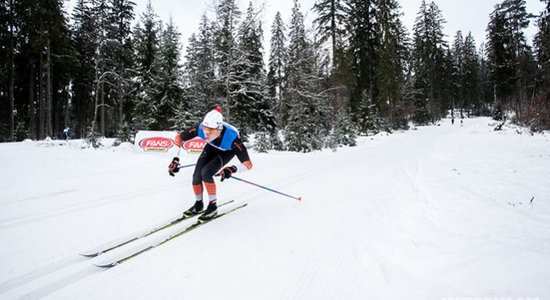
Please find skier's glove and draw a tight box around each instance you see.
[168,157,180,176]
[218,165,238,182]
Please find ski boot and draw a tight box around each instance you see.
[183,200,204,217]
[198,201,218,222]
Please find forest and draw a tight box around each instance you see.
[0,0,549,152]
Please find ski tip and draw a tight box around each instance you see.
[94,262,116,268]
[79,252,100,258]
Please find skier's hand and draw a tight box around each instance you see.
[218,165,237,182]
[168,157,180,176]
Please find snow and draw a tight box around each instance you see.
[1,117,549,300]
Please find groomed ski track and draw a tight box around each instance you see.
[1,118,549,299]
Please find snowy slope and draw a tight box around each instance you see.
[0,117,549,300]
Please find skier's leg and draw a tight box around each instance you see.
[185,146,216,215]
[199,151,235,220]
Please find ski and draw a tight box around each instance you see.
[94,203,248,268]
[80,200,235,257]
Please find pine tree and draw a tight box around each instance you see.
[132,0,161,130]
[153,17,184,130]
[106,0,135,137]
[527,0,550,130]
[327,108,357,150]
[313,0,346,68]
[284,0,327,152]
[487,6,513,119]
[486,0,531,120]
[0,0,13,141]
[213,0,241,118]
[267,12,287,126]
[10,0,75,140]
[90,0,113,138]
[535,0,550,88]
[231,2,270,138]
[183,14,217,123]
[71,0,98,138]
[463,32,481,115]
[375,0,409,129]
[344,0,378,127]
[478,43,494,115]
[451,31,464,116]
[411,0,448,124]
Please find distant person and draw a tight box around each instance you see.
[460,119,464,127]
[63,127,70,141]
[168,106,253,221]
[451,118,455,125]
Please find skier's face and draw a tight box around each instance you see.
[202,125,220,141]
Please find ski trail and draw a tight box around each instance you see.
[0,189,79,204]
[280,206,364,299]
[0,183,177,230]
[0,256,83,294]
[18,266,102,300]
[0,255,102,299]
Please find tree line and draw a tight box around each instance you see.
[0,0,549,151]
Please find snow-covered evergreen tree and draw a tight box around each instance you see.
[486,0,531,120]
[213,0,241,118]
[153,17,184,130]
[284,0,326,152]
[463,32,481,115]
[535,1,550,88]
[253,131,271,153]
[182,14,217,124]
[132,0,161,129]
[106,0,135,135]
[451,30,465,116]
[71,0,99,138]
[411,0,448,124]
[232,2,272,139]
[375,0,409,129]
[344,0,378,127]
[312,0,346,68]
[267,12,287,127]
[327,108,357,150]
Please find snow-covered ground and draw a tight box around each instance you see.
[0,117,549,300]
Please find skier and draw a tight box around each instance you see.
[168,107,253,221]
[63,127,70,141]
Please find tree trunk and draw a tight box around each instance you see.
[65,85,70,128]
[46,38,53,138]
[29,63,36,139]
[39,53,45,139]
[118,80,123,129]
[331,0,336,69]
[100,82,105,136]
[9,0,15,141]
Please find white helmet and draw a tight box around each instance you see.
[202,107,223,129]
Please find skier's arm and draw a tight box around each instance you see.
[169,125,200,177]
[232,137,253,172]
[174,124,199,148]
[217,137,253,181]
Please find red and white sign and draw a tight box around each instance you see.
[139,137,173,152]
[133,130,204,156]
[134,130,179,155]
[183,137,206,153]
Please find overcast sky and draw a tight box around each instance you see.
[66,0,545,53]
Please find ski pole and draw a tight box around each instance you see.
[170,163,195,176]
[178,163,196,169]
[230,175,302,201]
